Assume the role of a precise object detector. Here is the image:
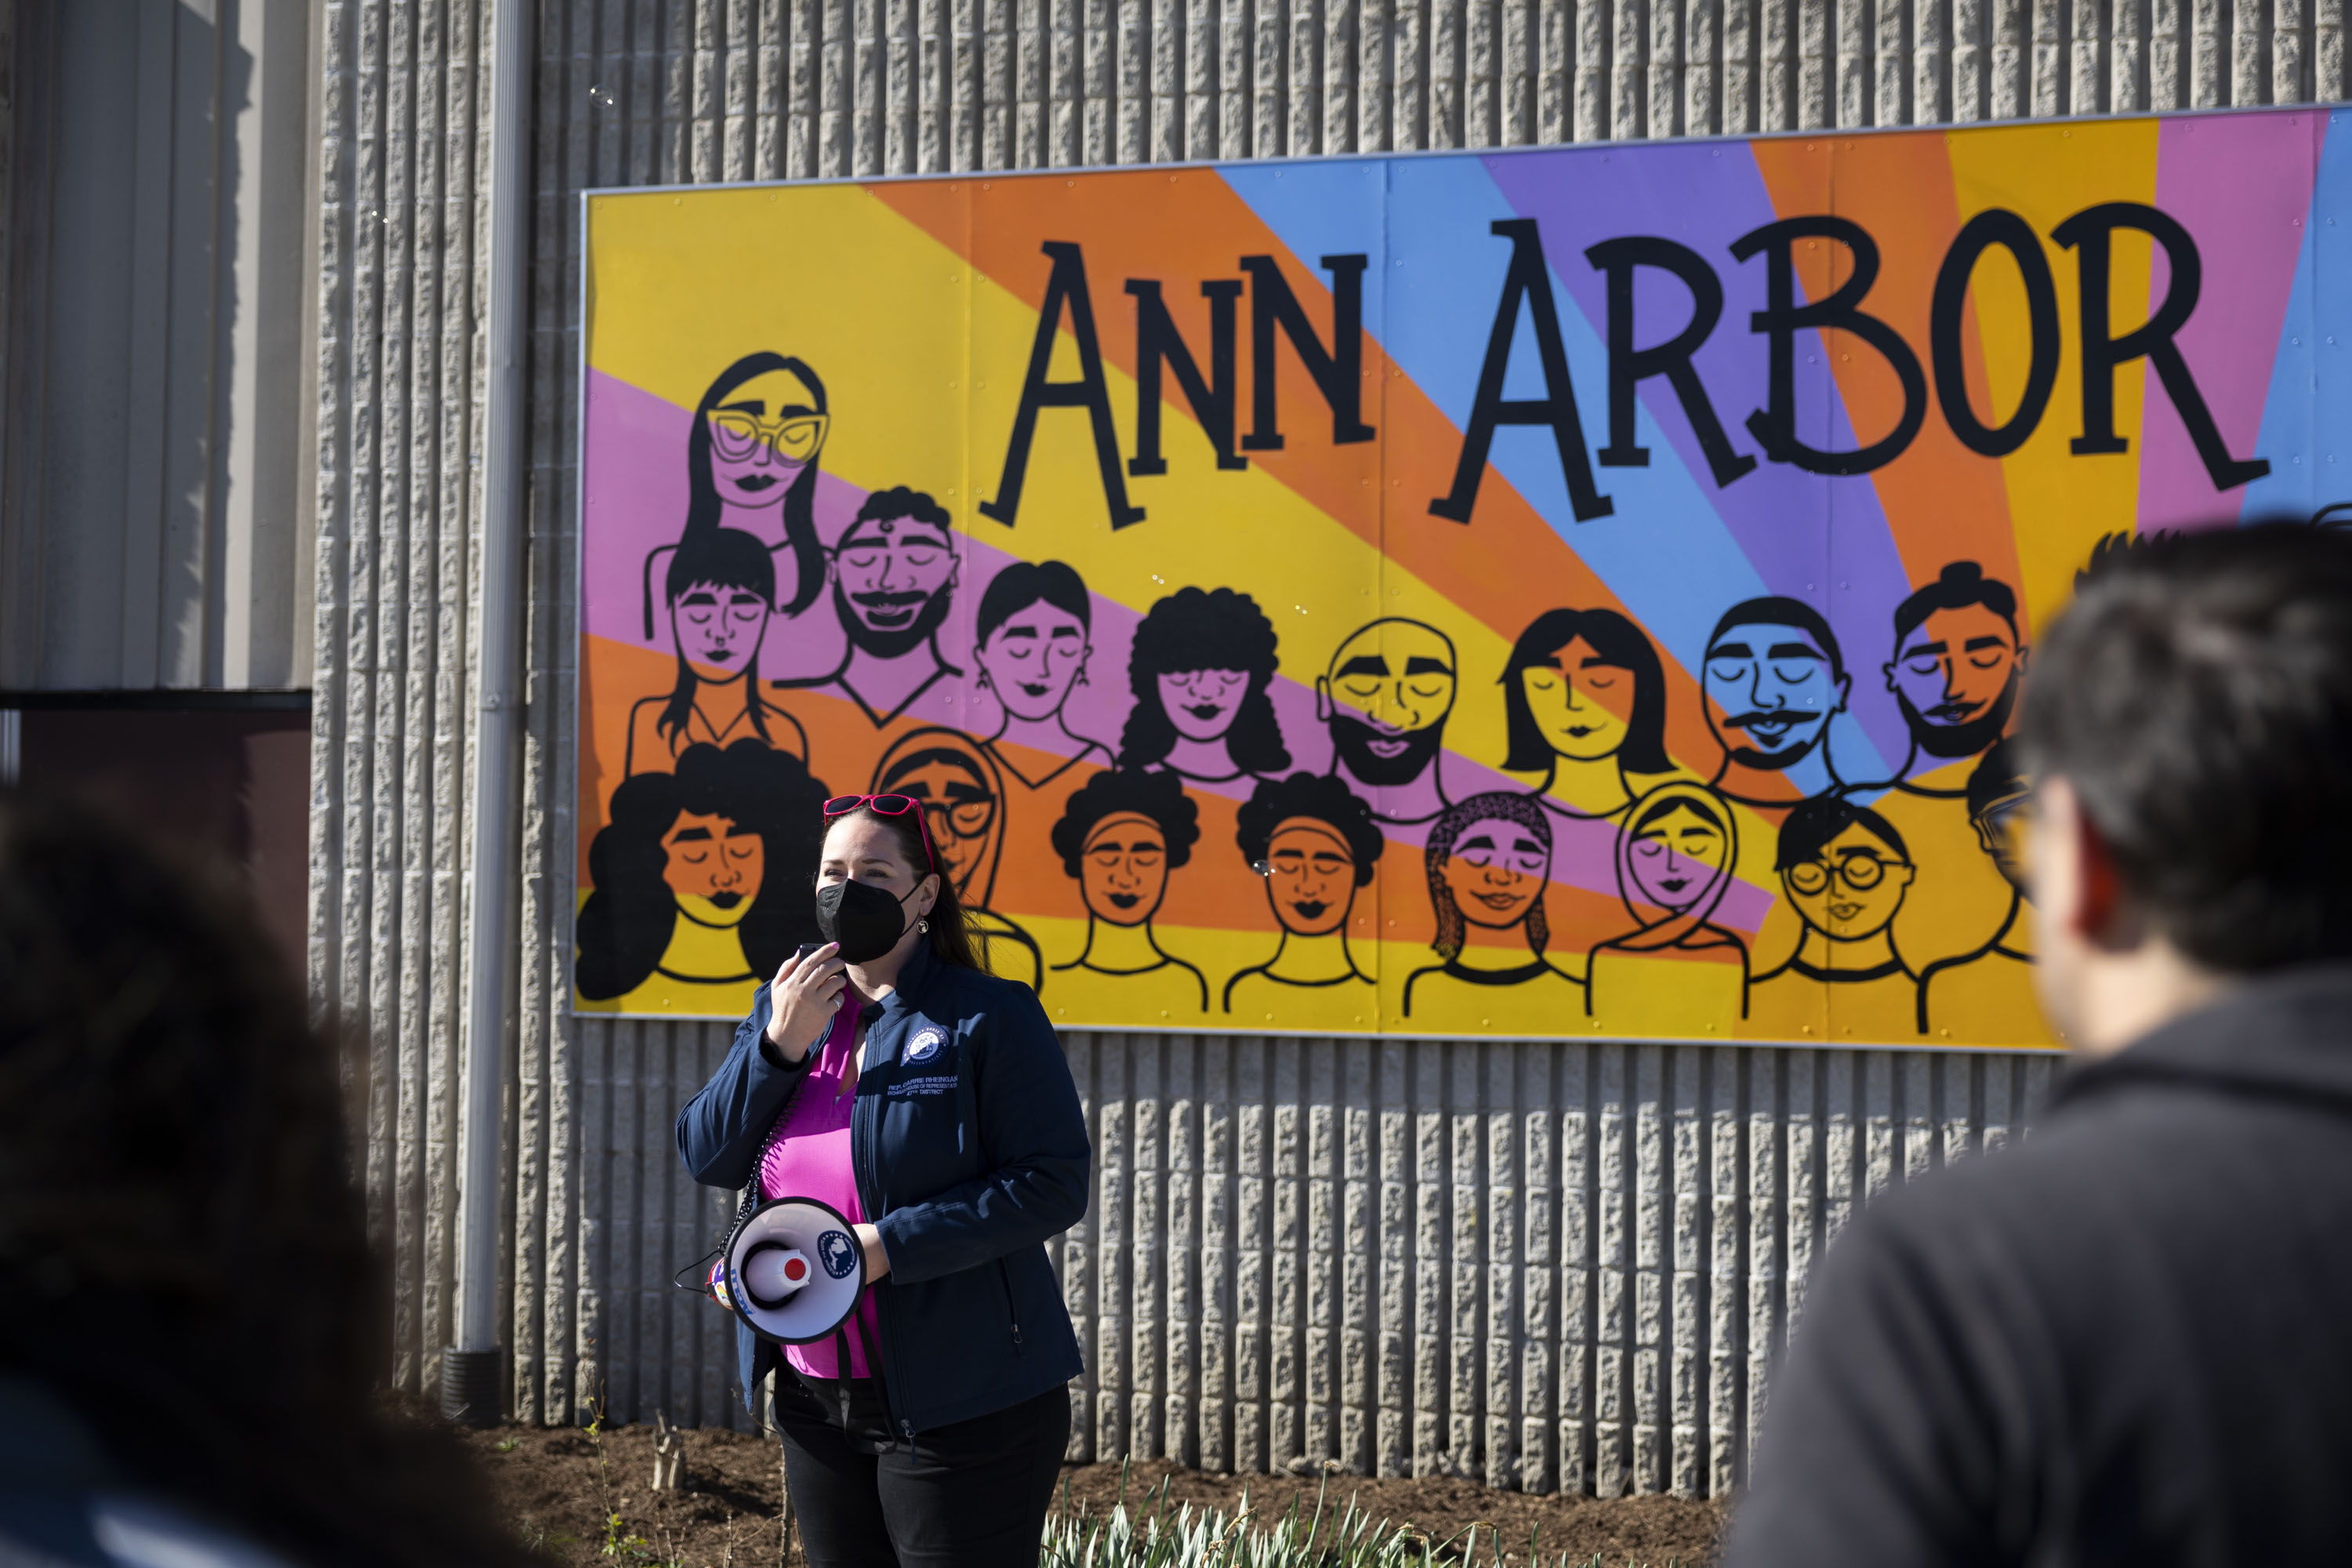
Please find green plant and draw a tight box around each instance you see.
[1039,1481,1675,1568]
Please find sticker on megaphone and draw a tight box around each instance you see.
[720,1196,866,1345]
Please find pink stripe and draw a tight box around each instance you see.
[2136,114,2315,532]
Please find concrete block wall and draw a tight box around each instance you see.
[307,0,2340,1492]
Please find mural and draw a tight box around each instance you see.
[575,107,2352,1047]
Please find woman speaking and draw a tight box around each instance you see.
[677,793,1091,1566]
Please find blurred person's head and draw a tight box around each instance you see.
[2023,524,2352,1053]
[0,792,533,1566]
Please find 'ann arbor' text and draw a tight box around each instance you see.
[978,204,2267,532]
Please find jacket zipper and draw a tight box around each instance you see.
[997,1258,1026,1354]
[849,1022,906,1436]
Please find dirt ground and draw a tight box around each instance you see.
[463,1418,1726,1566]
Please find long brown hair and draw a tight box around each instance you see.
[829,802,989,972]
[0,791,535,1567]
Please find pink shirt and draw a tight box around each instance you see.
[757,1003,882,1380]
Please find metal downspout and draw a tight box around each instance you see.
[442,0,533,1427]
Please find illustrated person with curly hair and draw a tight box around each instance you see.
[641,352,833,639]
[1401,791,1585,1031]
[1223,772,1385,1028]
[1116,586,1290,784]
[576,739,831,1014]
[0,793,539,1568]
[1047,769,1208,1018]
[626,525,811,775]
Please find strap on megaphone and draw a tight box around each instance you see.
[673,1247,725,1297]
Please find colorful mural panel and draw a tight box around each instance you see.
[574,107,2352,1047]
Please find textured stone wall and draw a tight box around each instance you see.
[308,0,2343,1493]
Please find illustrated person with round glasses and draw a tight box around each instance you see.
[1745,796,1922,1040]
[641,352,833,641]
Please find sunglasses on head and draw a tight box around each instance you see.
[823,794,938,872]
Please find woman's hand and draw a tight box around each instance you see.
[763,944,845,1063]
[854,1222,891,1282]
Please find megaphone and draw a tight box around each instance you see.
[720,1196,866,1345]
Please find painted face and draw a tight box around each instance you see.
[1321,622,1456,785]
[705,369,826,509]
[1519,636,1634,763]
[1973,792,2031,896]
[1704,622,1845,770]
[887,757,999,898]
[672,579,769,675]
[1260,818,1357,937]
[834,519,958,645]
[1626,803,1729,913]
[662,811,764,927]
[1782,822,1915,941]
[978,599,1091,721]
[1887,603,2023,759]
[1156,668,1252,743]
[1439,815,1549,930]
[1080,811,1170,927]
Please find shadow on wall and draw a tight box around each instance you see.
[16,705,311,971]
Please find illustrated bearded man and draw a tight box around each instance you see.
[1882,561,2027,771]
[781,485,964,729]
[1316,619,1457,822]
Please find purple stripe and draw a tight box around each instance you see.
[1480,143,1922,770]
[2136,113,2319,530]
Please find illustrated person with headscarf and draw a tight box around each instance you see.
[1047,768,1208,1018]
[1871,562,2034,975]
[872,726,1044,993]
[1223,772,1384,1029]
[1117,586,1290,784]
[1744,795,1921,1041]
[1316,618,1459,826]
[1400,791,1585,1030]
[626,527,811,775]
[642,352,833,640]
[1501,607,1681,822]
[1585,780,1748,1033]
[575,740,829,1014]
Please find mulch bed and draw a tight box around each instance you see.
[463,1418,1726,1566]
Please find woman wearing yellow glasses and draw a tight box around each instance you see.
[643,350,834,637]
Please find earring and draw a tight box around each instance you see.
[918,917,930,933]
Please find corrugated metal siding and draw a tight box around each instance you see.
[0,0,318,693]
[307,0,2346,1486]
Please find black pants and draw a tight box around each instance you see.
[773,1375,1069,1568]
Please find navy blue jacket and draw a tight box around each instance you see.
[676,945,1091,1433]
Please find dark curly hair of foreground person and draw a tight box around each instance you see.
[0,790,536,1567]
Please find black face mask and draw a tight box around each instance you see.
[814,877,916,964]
